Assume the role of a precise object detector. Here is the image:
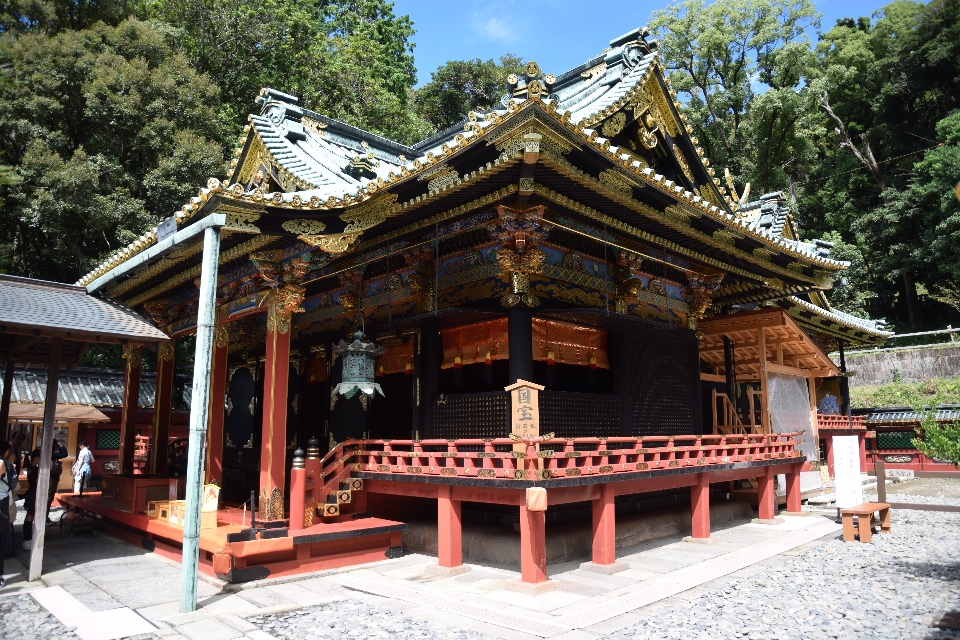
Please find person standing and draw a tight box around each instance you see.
[0,441,15,588]
[21,450,38,549]
[72,441,93,493]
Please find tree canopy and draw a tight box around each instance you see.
[0,0,957,338]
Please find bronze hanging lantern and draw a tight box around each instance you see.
[331,331,385,399]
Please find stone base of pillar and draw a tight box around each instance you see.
[681,536,715,544]
[504,578,560,595]
[425,564,471,577]
[782,510,816,516]
[579,560,630,574]
[751,517,785,525]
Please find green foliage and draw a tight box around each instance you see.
[796,0,960,331]
[914,417,960,468]
[412,55,524,132]
[849,377,960,409]
[0,18,231,282]
[651,0,821,195]
[146,0,429,144]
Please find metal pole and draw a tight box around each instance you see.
[29,336,62,581]
[180,225,221,613]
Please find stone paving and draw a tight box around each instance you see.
[0,484,958,640]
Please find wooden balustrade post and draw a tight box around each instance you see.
[483,440,495,469]
[289,449,306,531]
[785,463,802,514]
[689,472,710,540]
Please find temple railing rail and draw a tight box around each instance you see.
[817,414,865,430]
[314,432,803,492]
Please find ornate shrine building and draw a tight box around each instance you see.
[66,27,891,584]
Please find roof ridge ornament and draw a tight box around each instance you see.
[503,61,556,105]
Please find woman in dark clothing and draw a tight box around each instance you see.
[22,450,39,549]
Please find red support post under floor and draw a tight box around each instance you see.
[690,472,710,539]
[520,502,548,583]
[785,463,802,513]
[591,482,616,564]
[437,484,462,568]
[757,466,776,520]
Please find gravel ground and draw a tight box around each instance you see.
[0,594,77,640]
[251,600,500,640]
[880,477,960,499]
[608,501,960,640]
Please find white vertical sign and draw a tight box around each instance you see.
[833,435,863,509]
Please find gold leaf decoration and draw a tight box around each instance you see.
[282,219,327,235]
[340,193,399,232]
[598,170,633,199]
[601,112,626,137]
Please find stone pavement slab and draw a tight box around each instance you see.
[176,618,244,640]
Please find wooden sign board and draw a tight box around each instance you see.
[832,435,863,509]
[505,380,544,440]
[886,468,914,479]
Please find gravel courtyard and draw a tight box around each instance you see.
[256,486,960,640]
[607,494,960,640]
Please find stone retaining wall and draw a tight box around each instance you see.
[402,499,754,566]
[844,344,960,387]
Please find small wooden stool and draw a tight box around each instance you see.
[840,502,891,543]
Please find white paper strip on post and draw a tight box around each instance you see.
[833,435,863,509]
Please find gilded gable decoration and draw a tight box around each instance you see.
[663,204,699,226]
[299,231,363,254]
[282,219,327,235]
[341,193,400,233]
[494,122,573,163]
[712,230,741,247]
[301,116,327,138]
[601,112,627,138]
[598,170,635,199]
[218,204,263,233]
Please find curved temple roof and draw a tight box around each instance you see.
[72,25,886,348]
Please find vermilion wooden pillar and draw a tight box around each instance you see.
[690,472,711,539]
[592,483,616,564]
[825,436,835,478]
[785,463,802,513]
[757,466,776,521]
[520,502,548,583]
[151,339,175,475]
[205,324,229,484]
[119,344,143,474]
[437,484,462,568]
[259,288,298,517]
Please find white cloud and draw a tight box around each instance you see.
[472,4,520,43]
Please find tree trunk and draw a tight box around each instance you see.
[903,271,920,331]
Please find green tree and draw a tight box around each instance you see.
[147,0,429,144]
[650,0,821,196]
[412,55,524,132]
[0,18,231,282]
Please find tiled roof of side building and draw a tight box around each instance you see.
[0,367,192,410]
[0,275,168,343]
[785,295,892,337]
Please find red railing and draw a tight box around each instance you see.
[817,414,865,430]
[315,433,802,492]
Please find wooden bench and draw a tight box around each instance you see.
[840,502,891,543]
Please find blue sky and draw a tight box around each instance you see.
[394,0,897,85]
